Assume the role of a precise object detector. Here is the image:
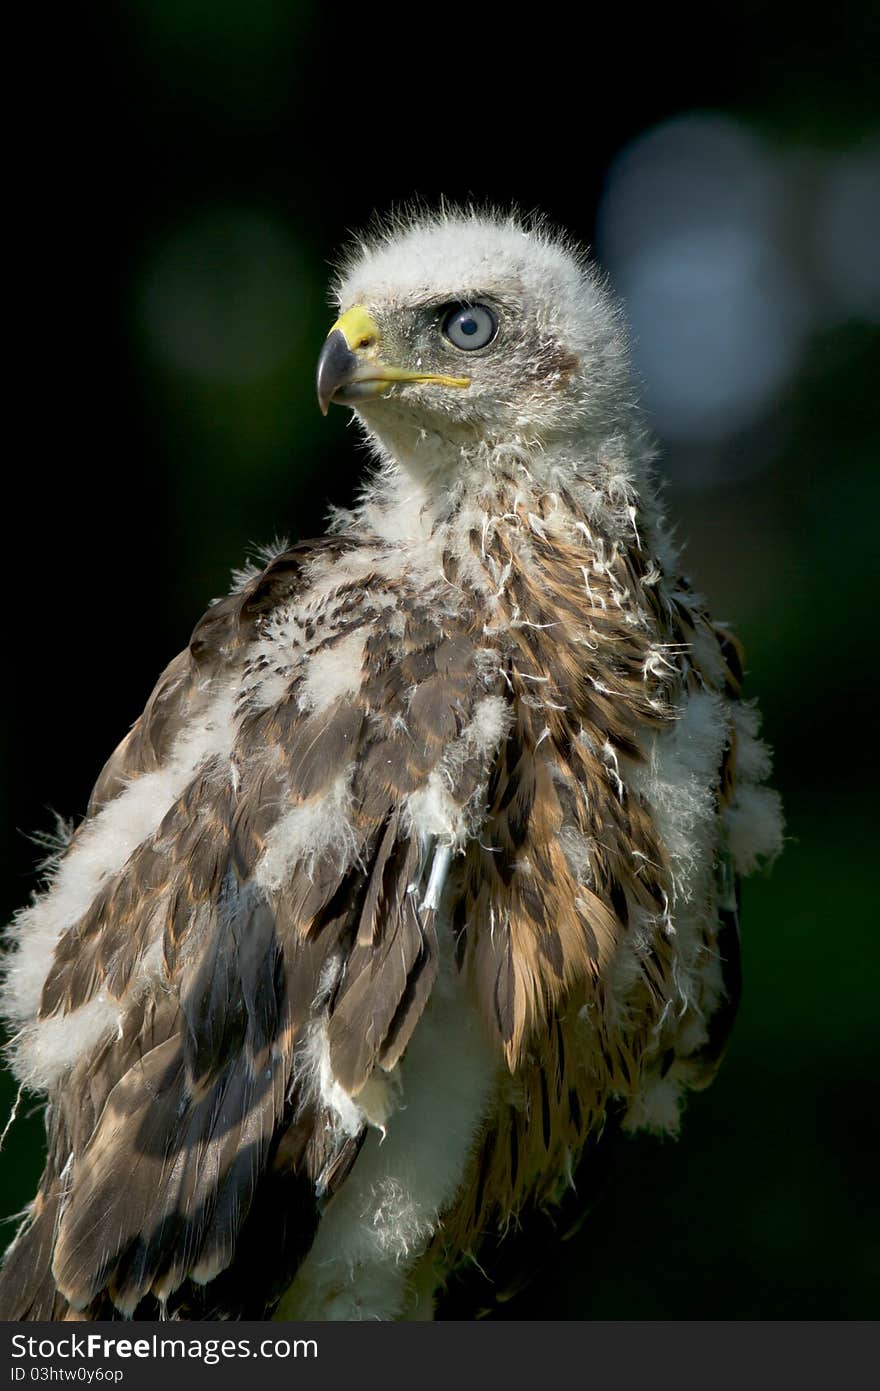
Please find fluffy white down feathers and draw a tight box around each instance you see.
[1,208,783,1322]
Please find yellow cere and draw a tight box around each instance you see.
[328,304,471,390]
[330,305,382,353]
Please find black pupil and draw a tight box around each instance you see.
[460,316,478,335]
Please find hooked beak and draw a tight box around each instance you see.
[316,305,471,415]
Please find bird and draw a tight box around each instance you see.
[0,207,783,1321]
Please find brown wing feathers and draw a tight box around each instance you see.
[1,540,493,1318]
[432,502,749,1285]
[458,500,676,1072]
[2,491,749,1320]
[326,812,439,1094]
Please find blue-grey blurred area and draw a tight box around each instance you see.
[3,0,878,1318]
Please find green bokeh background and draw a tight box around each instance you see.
[2,0,878,1318]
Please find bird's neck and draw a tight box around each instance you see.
[343,429,675,610]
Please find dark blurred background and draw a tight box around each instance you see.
[3,0,878,1318]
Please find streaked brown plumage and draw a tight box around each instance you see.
[0,210,782,1321]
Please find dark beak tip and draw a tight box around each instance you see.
[316,329,356,417]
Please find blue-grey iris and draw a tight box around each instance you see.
[442,303,498,351]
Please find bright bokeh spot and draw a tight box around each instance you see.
[598,112,878,453]
[597,113,811,444]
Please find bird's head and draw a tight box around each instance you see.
[317,209,642,481]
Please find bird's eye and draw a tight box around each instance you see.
[441,303,498,351]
